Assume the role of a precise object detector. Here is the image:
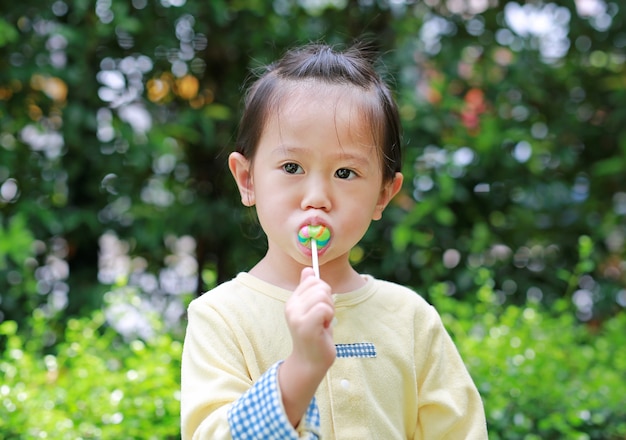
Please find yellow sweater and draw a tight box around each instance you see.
[181,273,487,439]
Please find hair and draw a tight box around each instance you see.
[235,42,402,183]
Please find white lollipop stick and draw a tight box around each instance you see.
[310,238,336,326]
[311,239,320,279]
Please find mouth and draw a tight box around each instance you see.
[297,222,332,255]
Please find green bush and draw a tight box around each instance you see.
[0,310,181,439]
[430,278,626,440]
[2,298,624,439]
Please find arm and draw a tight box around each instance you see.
[279,267,336,428]
[414,308,488,439]
[180,297,255,439]
[181,300,320,440]
[228,361,321,439]
[180,269,334,439]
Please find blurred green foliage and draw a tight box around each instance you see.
[1,0,625,437]
[1,0,625,321]
[0,310,181,439]
[430,269,626,439]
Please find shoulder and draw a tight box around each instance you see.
[369,277,430,306]
[189,277,240,306]
[187,272,287,321]
[187,274,258,316]
[365,277,444,324]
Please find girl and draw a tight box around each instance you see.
[181,42,487,439]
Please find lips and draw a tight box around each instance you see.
[299,224,331,248]
[299,218,332,236]
[297,218,332,254]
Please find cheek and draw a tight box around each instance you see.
[254,190,292,226]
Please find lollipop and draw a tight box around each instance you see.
[298,225,331,278]
[298,225,331,249]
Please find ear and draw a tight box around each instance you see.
[228,152,255,207]
[372,172,403,221]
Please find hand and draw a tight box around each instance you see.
[284,267,336,373]
[279,267,336,427]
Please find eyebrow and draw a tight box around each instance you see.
[337,152,372,169]
[272,146,373,168]
[271,146,304,157]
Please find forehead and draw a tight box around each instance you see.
[279,79,372,110]
[269,80,380,142]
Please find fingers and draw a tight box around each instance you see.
[287,268,335,332]
[291,270,333,310]
[285,270,336,371]
[300,267,315,284]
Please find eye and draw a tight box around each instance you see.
[282,163,303,174]
[335,168,356,179]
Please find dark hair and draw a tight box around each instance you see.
[235,43,402,182]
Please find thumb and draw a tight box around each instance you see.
[300,267,315,283]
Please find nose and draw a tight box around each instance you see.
[301,174,332,211]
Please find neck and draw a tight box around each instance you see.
[249,251,365,293]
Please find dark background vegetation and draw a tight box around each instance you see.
[1,0,625,438]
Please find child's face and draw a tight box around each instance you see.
[232,83,401,272]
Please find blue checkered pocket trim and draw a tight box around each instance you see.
[335,342,377,358]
